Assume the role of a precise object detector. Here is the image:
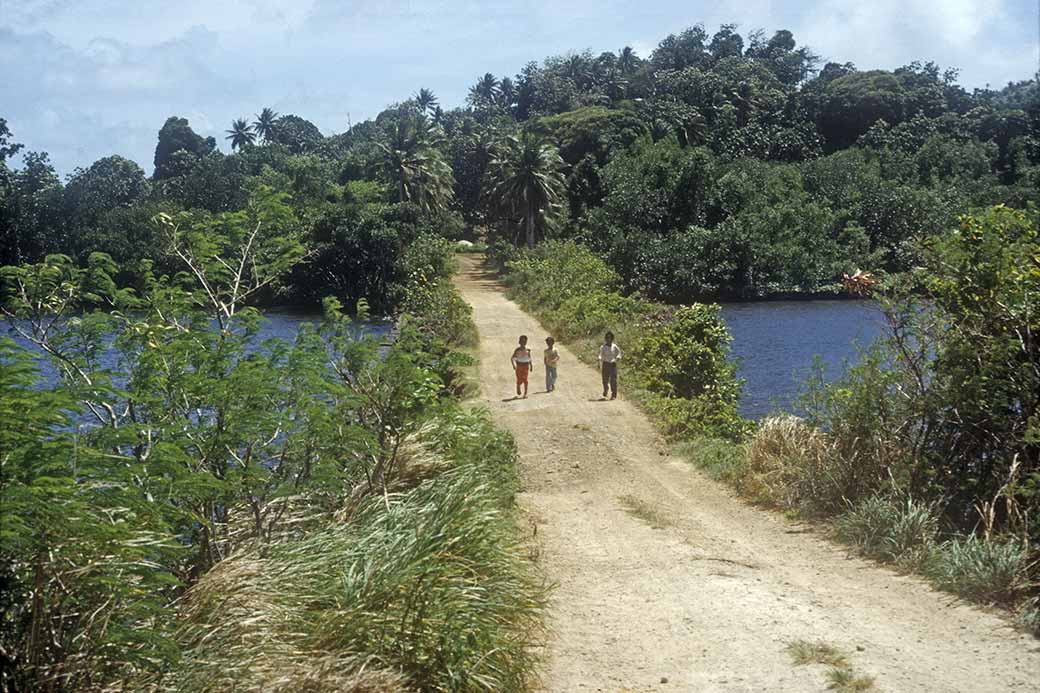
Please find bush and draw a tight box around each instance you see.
[506,240,620,311]
[923,536,1031,606]
[165,409,546,692]
[834,495,939,567]
[740,415,832,511]
[545,290,648,340]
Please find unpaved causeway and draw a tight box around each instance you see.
[454,256,1039,692]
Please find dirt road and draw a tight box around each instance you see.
[454,256,1039,692]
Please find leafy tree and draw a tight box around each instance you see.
[269,114,323,154]
[485,132,566,248]
[811,70,909,149]
[0,118,23,161]
[225,118,256,150]
[651,25,710,70]
[153,116,217,179]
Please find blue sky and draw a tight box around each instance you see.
[2,0,1037,175]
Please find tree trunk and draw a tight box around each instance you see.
[526,201,535,249]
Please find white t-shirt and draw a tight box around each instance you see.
[598,343,622,363]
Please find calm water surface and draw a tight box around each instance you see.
[720,300,885,419]
[3,310,392,386]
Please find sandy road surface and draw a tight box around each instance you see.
[454,256,1039,692]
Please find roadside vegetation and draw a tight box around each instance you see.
[0,188,544,690]
[1,15,1037,689]
[501,205,1039,632]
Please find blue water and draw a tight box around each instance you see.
[2,310,393,388]
[720,300,885,419]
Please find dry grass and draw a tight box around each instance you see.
[826,667,876,691]
[786,640,850,668]
[741,416,837,512]
[618,495,672,529]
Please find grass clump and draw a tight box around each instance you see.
[619,495,672,529]
[675,436,748,485]
[786,640,850,668]
[165,408,546,692]
[826,667,876,691]
[923,536,1031,606]
[787,640,874,692]
[834,495,939,568]
[741,416,831,511]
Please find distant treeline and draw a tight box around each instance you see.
[2,22,1038,304]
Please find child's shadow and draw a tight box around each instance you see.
[501,396,522,402]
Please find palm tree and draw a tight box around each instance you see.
[498,77,516,109]
[377,113,454,213]
[618,46,639,74]
[468,73,500,109]
[253,107,279,143]
[225,118,255,150]
[414,88,439,114]
[485,132,566,248]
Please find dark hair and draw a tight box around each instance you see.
[519,335,528,343]
[605,331,614,341]
[545,336,555,345]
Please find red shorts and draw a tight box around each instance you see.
[515,363,529,385]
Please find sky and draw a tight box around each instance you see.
[2,0,1037,176]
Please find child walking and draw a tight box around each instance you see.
[598,331,622,400]
[543,337,560,392]
[511,335,533,398]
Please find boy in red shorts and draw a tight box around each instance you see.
[510,335,533,398]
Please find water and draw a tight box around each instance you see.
[720,300,886,419]
[2,310,393,388]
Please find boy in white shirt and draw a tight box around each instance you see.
[598,331,622,400]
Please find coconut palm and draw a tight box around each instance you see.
[414,88,439,114]
[468,73,500,110]
[485,132,566,248]
[377,113,454,213]
[498,77,516,109]
[225,118,255,150]
[618,46,639,74]
[253,107,279,143]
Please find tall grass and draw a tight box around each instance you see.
[158,409,546,692]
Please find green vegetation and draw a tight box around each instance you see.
[0,188,544,690]
[786,640,850,668]
[504,240,746,441]
[0,17,1037,688]
[685,207,1039,628]
[786,640,874,692]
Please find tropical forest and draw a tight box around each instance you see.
[1,17,1038,692]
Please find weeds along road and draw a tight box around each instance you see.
[454,255,1039,693]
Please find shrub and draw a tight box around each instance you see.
[631,304,740,401]
[165,409,546,692]
[545,290,648,340]
[506,240,620,310]
[834,495,939,567]
[676,436,748,485]
[923,536,1031,606]
[740,415,836,511]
